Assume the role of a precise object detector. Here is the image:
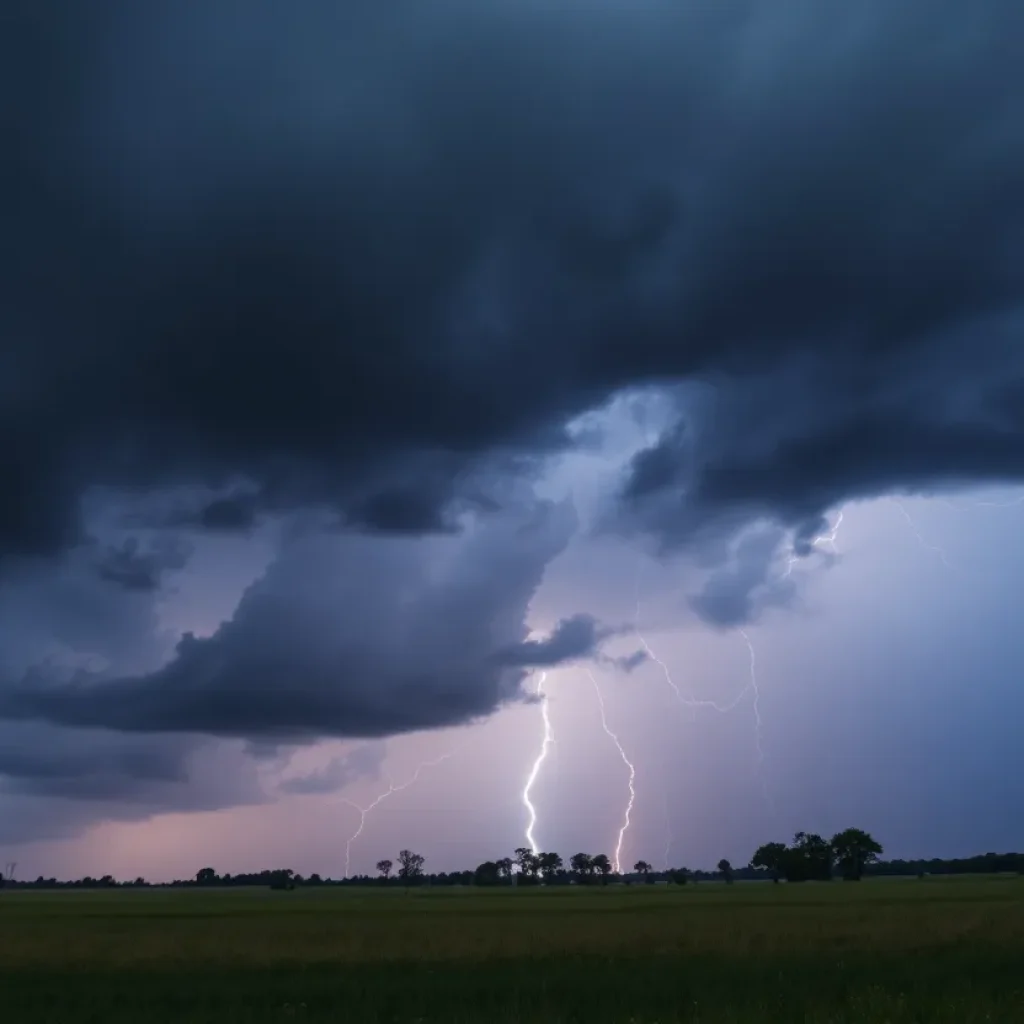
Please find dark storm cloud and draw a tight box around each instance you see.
[495,614,610,668]
[172,494,262,534]
[3,0,1024,762]
[4,0,1024,563]
[688,525,797,629]
[0,542,176,682]
[93,534,192,592]
[0,725,186,801]
[611,650,649,675]
[0,500,581,739]
[0,721,268,843]
[279,744,386,796]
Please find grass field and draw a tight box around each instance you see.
[1,876,1022,1023]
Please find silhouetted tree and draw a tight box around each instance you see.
[831,828,883,881]
[474,861,500,886]
[670,867,690,885]
[538,852,563,881]
[785,832,833,882]
[592,854,612,884]
[376,859,393,882]
[513,847,534,878]
[496,857,514,882]
[397,850,425,885]
[634,860,652,881]
[196,867,217,886]
[569,852,593,883]
[717,859,734,884]
[510,847,543,884]
[751,842,787,883]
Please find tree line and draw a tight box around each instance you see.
[5,830,1024,890]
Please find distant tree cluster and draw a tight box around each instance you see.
[6,832,1024,891]
[470,849,617,886]
[751,829,883,882]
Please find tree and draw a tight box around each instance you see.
[831,829,883,881]
[376,859,393,882]
[474,861,500,886]
[195,867,217,886]
[538,852,563,881]
[496,858,514,882]
[513,847,534,876]
[751,842,787,883]
[512,847,542,884]
[717,859,734,884]
[787,832,833,882]
[670,867,690,885]
[268,868,295,890]
[592,854,612,884]
[634,860,652,881]
[569,853,593,882]
[397,850,425,885]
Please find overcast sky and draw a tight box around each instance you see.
[2,0,1023,882]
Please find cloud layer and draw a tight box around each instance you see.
[1,0,1023,840]
[1,500,583,739]
[3,0,1024,561]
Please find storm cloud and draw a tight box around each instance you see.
[0,721,267,843]
[3,0,1024,563]
[495,614,611,669]
[279,744,386,796]
[688,525,798,629]
[93,535,193,593]
[0,499,583,739]
[2,0,1024,781]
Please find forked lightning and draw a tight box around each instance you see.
[340,752,454,878]
[522,671,554,855]
[587,669,636,874]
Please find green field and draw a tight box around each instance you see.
[1,877,1022,1023]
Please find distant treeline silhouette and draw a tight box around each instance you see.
[4,830,1023,890]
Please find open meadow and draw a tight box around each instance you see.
[1,875,1022,1023]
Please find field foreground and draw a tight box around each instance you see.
[1,877,1022,1023]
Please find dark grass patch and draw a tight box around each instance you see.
[2,879,1023,1022]
[4,948,1024,1024]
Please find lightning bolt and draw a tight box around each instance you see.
[890,499,952,568]
[587,669,636,874]
[738,628,775,816]
[738,629,764,770]
[821,509,845,552]
[783,509,845,577]
[633,551,761,714]
[522,671,554,855]
[636,623,756,714]
[634,559,771,823]
[340,751,454,878]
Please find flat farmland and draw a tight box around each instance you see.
[1,877,1022,1023]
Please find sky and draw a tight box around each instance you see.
[2,0,1023,883]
